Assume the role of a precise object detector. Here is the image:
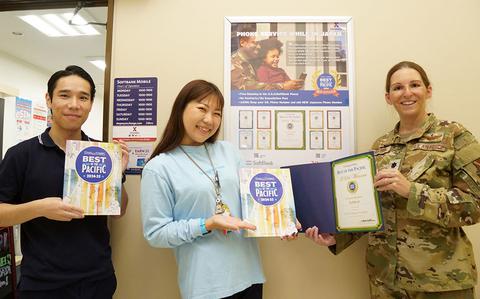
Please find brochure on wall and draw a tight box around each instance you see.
[239,168,298,237]
[224,17,355,167]
[32,103,48,136]
[63,140,123,215]
[112,77,158,174]
[124,142,155,174]
[15,97,32,142]
[283,152,383,233]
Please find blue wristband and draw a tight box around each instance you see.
[200,218,209,235]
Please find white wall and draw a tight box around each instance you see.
[0,50,104,157]
[84,84,104,141]
[0,50,48,156]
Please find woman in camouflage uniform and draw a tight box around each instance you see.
[305,61,480,299]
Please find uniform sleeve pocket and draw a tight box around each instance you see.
[458,164,480,197]
[452,143,480,170]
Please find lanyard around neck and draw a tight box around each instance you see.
[179,144,221,197]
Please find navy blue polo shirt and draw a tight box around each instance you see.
[0,128,114,291]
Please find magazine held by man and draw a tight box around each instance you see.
[63,140,122,215]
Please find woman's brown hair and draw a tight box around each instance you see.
[385,61,431,92]
[149,80,224,158]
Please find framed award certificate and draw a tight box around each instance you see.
[239,130,253,149]
[257,130,271,150]
[257,110,271,129]
[327,131,342,150]
[327,110,341,129]
[309,110,324,129]
[310,131,324,150]
[331,153,382,232]
[239,110,253,129]
[283,151,383,233]
[275,110,305,150]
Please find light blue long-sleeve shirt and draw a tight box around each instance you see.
[141,141,265,299]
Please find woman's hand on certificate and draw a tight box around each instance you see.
[281,219,302,241]
[305,226,336,246]
[374,168,411,198]
[205,214,256,232]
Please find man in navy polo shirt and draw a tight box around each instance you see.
[0,65,129,299]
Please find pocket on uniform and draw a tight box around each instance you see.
[374,146,396,169]
[458,163,480,197]
[374,146,391,156]
[407,154,435,181]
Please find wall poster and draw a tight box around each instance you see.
[224,16,355,167]
[15,97,32,143]
[112,77,158,174]
[32,103,48,136]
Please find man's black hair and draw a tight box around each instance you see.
[47,65,96,101]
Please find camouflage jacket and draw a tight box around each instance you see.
[231,51,282,90]
[334,114,480,292]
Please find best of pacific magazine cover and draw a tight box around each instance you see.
[63,140,122,215]
[240,168,298,237]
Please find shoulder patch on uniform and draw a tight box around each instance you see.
[453,143,480,169]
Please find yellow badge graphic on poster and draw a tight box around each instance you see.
[312,70,341,97]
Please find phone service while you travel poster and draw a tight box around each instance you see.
[225,17,355,168]
[63,140,123,215]
[240,168,298,237]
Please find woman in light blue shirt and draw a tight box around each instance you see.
[141,80,265,299]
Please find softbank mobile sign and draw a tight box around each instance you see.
[113,77,158,175]
[113,77,158,140]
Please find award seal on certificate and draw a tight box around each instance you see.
[283,152,383,233]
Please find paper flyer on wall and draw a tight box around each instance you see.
[283,152,383,233]
[239,168,298,237]
[63,140,123,215]
[15,97,32,142]
[32,103,47,136]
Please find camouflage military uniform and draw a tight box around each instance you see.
[231,50,283,90]
[334,114,480,295]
